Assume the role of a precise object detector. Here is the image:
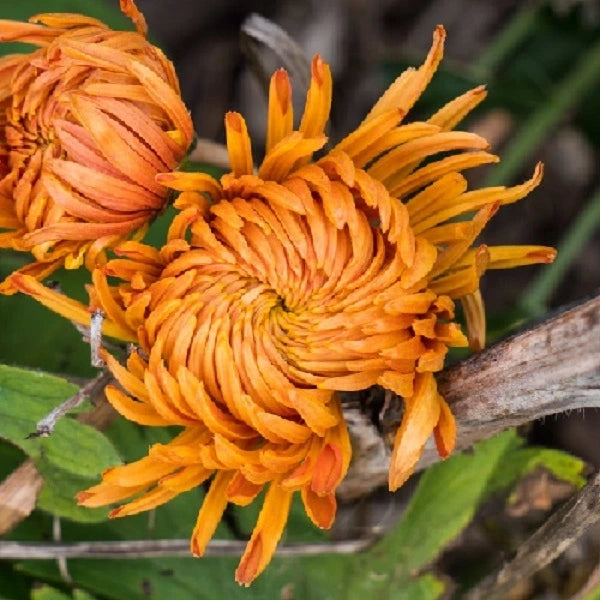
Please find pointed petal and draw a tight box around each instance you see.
[235,482,293,586]
[191,471,233,557]
[389,372,441,491]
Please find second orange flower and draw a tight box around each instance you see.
[0,0,193,293]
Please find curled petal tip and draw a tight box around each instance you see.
[273,69,291,112]
[527,248,557,263]
[75,491,92,505]
[119,0,148,36]
[225,111,243,133]
[311,54,327,86]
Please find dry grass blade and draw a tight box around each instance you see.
[241,13,310,97]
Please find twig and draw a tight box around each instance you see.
[464,470,600,600]
[90,309,105,368]
[339,293,600,500]
[26,371,112,439]
[187,139,230,171]
[53,516,71,584]
[0,538,373,560]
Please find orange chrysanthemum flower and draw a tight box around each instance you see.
[0,0,193,294]
[12,26,556,585]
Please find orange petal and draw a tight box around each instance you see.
[9,274,135,341]
[301,487,336,529]
[102,456,174,487]
[389,372,441,491]
[191,471,233,557]
[110,486,178,518]
[460,289,486,351]
[364,25,445,122]
[104,385,171,426]
[299,55,332,139]
[429,85,487,130]
[266,69,293,153]
[235,482,293,586]
[77,481,148,508]
[487,245,557,269]
[288,388,338,437]
[226,472,264,507]
[433,395,456,459]
[225,112,253,177]
[156,172,222,200]
[311,443,343,496]
[119,0,148,36]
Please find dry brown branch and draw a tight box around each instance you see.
[0,538,373,560]
[339,294,600,499]
[464,470,600,600]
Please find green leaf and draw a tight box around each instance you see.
[73,591,97,600]
[36,467,109,523]
[390,574,445,600]
[342,430,584,597]
[0,365,121,477]
[30,586,98,600]
[31,585,71,600]
[0,365,122,521]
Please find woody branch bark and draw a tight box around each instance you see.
[338,293,600,500]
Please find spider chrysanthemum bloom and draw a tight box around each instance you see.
[0,0,193,294]
[13,27,556,585]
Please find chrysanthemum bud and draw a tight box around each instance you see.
[0,0,193,294]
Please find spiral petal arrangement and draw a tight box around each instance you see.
[0,0,193,293]
[12,26,556,585]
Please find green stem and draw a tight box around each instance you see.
[472,1,542,78]
[484,35,600,187]
[521,185,600,314]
